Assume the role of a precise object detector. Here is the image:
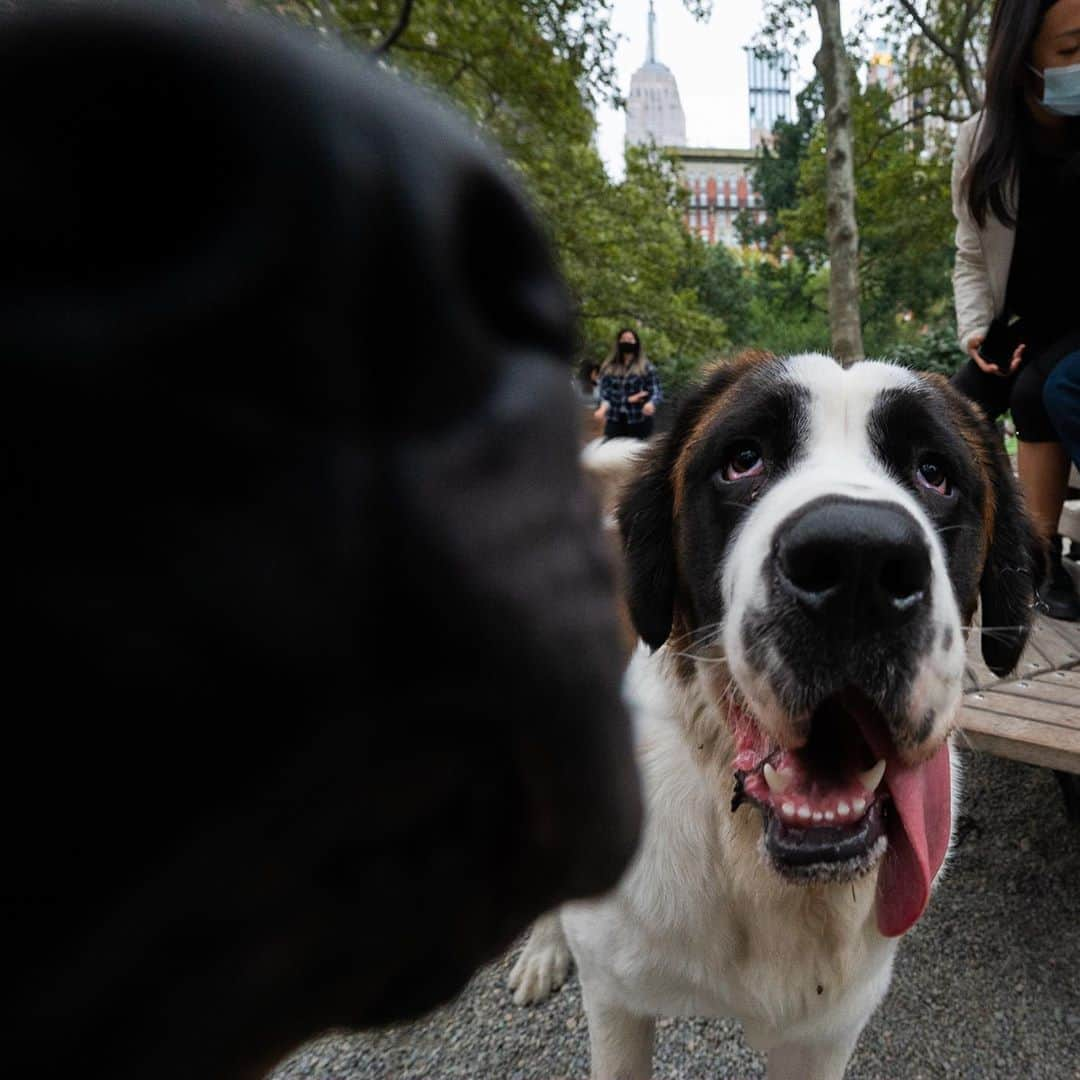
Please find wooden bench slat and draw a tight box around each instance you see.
[1033,670,1080,689]
[959,705,1080,752]
[1032,613,1080,650]
[984,677,1080,709]
[1022,619,1080,670]
[953,492,1080,775]
[961,689,1080,729]
[955,725,1080,774]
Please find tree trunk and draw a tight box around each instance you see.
[812,0,863,364]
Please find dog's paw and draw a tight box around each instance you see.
[507,913,571,1006]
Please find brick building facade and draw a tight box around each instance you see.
[672,147,766,248]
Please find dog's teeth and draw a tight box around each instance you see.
[797,805,812,820]
[852,797,867,815]
[837,801,851,817]
[812,811,823,823]
[763,763,791,794]
[859,759,887,793]
[781,801,796,818]
[824,810,835,822]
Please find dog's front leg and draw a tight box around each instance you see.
[765,1028,861,1080]
[581,989,655,1080]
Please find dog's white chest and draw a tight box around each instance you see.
[560,650,898,1046]
[563,830,894,1045]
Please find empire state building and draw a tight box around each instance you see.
[625,1,687,149]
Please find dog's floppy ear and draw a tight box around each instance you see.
[613,353,769,651]
[616,439,677,650]
[975,419,1044,677]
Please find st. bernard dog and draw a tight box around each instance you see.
[510,352,1041,1079]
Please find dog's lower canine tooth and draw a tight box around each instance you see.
[763,763,790,794]
[859,759,886,793]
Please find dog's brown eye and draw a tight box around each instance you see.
[916,457,952,496]
[722,442,764,482]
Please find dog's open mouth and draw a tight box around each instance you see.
[731,690,951,937]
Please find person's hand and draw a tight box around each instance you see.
[593,402,608,421]
[642,401,656,417]
[627,391,648,404]
[967,334,1025,377]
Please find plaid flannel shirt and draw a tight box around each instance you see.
[598,365,663,424]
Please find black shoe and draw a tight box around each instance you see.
[1042,535,1080,621]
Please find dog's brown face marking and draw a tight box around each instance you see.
[672,351,776,516]
[917,372,999,619]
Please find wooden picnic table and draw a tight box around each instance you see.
[956,462,1080,812]
[958,609,1080,818]
[959,614,1080,774]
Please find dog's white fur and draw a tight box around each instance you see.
[512,650,962,1078]
[510,356,974,1079]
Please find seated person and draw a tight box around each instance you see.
[948,0,1080,620]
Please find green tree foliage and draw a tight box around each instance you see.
[878,0,991,119]
[565,145,729,383]
[686,242,753,344]
[886,324,967,375]
[751,1,988,362]
[252,0,728,382]
[735,78,822,250]
[779,82,955,349]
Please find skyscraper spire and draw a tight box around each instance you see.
[626,0,686,149]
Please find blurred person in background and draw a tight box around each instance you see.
[594,328,663,441]
[949,0,1080,620]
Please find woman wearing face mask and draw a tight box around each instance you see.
[950,0,1080,621]
[594,329,663,440]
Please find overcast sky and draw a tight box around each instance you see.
[596,0,865,179]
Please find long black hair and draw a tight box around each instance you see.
[967,0,1073,227]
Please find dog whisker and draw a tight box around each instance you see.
[977,629,1028,647]
[667,622,726,650]
[666,649,729,665]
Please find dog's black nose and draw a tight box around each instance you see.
[775,497,931,630]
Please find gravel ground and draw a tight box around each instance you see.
[269,748,1080,1079]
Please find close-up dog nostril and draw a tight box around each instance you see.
[879,552,930,606]
[780,541,840,596]
[776,498,932,625]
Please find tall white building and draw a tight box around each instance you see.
[747,48,793,149]
[622,3,771,249]
[625,1,687,149]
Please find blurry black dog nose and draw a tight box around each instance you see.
[775,497,931,631]
[3,1,640,1072]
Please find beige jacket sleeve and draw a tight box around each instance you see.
[951,114,995,351]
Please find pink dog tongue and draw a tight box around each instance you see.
[874,744,951,937]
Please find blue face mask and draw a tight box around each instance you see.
[1029,59,1080,116]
